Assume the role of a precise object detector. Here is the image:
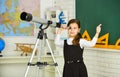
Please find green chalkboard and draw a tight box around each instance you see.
[76,0,120,45]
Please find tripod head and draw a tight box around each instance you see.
[39,21,52,30]
[38,22,52,40]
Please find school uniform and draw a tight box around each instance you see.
[55,34,97,77]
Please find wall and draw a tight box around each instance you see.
[1,0,54,56]
[1,0,75,57]
[55,0,75,20]
[84,48,120,77]
[1,0,120,77]
[0,56,56,77]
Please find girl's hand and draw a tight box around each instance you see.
[56,24,67,34]
[57,28,63,34]
[96,24,102,34]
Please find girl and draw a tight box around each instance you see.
[55,19,101,77]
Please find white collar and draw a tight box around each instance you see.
[67,38,74,45]
[68,38,73,41]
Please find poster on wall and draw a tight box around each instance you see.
[0,0,40,36]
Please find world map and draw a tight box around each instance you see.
[0,0,40,36]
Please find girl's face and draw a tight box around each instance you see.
[68,23,80,38]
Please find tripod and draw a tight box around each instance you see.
[24,21,61,77]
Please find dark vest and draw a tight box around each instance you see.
[63,40,84,63]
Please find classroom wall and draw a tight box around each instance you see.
[84,48,120,77]
[55,0,75,20]
[1,0,52,56]
[1,0,120,77]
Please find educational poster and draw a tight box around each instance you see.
[0,0,40,36]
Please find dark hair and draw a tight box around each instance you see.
[67,19,82,46]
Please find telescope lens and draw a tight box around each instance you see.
[20,12,32,21]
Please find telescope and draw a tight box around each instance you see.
[20,12,61,28]
[20,12,61,77]
[20,12,52,25]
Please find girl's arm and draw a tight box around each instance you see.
[80,24,101,48]
[54,28,64,47]
[94,24,102,38]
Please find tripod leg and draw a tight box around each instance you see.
[45,39,61,77]
[24,39,40,77]
[36,39,43,77]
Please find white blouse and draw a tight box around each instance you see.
[54,34,98,49]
